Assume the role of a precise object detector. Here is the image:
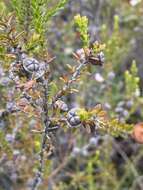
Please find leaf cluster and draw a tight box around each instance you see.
[74,14,90,48]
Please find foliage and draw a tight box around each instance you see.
[74,14,90,47]
[125,61,140,98]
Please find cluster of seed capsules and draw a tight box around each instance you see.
[9,46,49,83]
[75,47,105,66]
[54,100,82,127]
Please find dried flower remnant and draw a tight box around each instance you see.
[73,43,105,67]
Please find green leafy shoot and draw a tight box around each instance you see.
[74,14,90,48]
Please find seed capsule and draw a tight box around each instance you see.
[54,100,68,112]
[67,108,81,126]
[89,51,105,66]
[23,58,39,73]
[97,51,105,63]
[22,58,45,79]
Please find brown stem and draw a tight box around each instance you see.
[52,59,88,105]
[31,78,51,190]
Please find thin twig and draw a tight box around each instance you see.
[52,59,88,104]
[32,58,88,190]
[112,138,143,190]
[31,78,51,190]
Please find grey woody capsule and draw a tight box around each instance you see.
[23,58,39,73]
[67,108,81,126]
[54,100,68,112]
[97,51,105,64]
[22,57,45,79]
[89,51,105,66]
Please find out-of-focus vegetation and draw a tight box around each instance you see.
[0,0,143,190]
